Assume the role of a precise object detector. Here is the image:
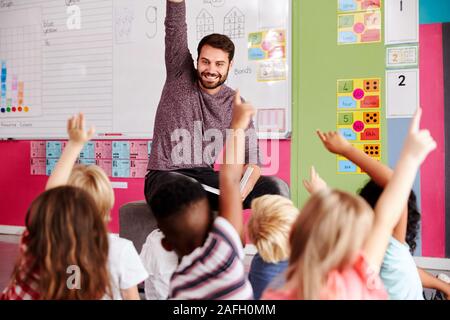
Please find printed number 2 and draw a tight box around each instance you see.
[398,75,406,86]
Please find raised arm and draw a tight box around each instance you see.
[165,0,192,78]
[316,130,408,243]
[219,90,255,243]
[45,113,95,190]
[363,108,436,271]
[316,130,392,187]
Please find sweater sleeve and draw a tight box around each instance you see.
[165,0,194,80]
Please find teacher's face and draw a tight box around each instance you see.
[197,44,232,90]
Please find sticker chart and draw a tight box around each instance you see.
[336,78,382,174]
[31,140,152,178]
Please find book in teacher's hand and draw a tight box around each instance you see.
[201,166,254,197]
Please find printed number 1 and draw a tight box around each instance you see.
[400,0,403,11]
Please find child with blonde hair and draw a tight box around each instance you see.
[315,123,450,300]
[67,164,115,221]
[263,108,436,300]
[247,195,298,299]
[45,113,148,300]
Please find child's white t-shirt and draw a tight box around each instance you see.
[106,234,149,300]
[140,229,179,300]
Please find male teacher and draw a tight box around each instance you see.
[145,0,290,210]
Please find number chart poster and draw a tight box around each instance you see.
[248,29,288,83]
[337,0,382,45]
[30,140,152,178]
[336,78,382,174]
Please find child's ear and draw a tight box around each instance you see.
[161,237,174,252]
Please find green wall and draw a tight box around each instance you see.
[291,0,388,207]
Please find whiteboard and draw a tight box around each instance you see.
[0,0,291,139]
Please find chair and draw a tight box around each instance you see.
[119,200,158,299]
[119,200,158,254]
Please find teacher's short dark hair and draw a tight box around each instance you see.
[197,33,235,62]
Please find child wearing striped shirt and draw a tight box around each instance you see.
[149,91,255,300]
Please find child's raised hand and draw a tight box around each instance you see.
[402,108,436,164]
[46,113,95,191]
[303,166,328,194]
[231,89,256,130]
[316,130,352,156]
[67,113,95,145]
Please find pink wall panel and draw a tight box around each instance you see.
[0,140,291,234]
[419,24,446,257]
[0,141,47,227]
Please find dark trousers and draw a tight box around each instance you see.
[144,167,290,211]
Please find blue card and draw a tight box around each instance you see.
[112,141,130,159]
[248,48,265,60]
[339,31,357,43]
[80,142,95,159]
[338,160,357,173]
[338,97,357,109]
[46,158,59,176]
[46,141,62,158]
[339,128,357,141]
[339,0,357,11]
[112,160,130,178]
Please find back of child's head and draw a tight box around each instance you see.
[16,186,111,299]
[288,189,373,299]
[248,195,299,263]
[358,179,420,253]
[149,175,210,257]
[68,164,114,221]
